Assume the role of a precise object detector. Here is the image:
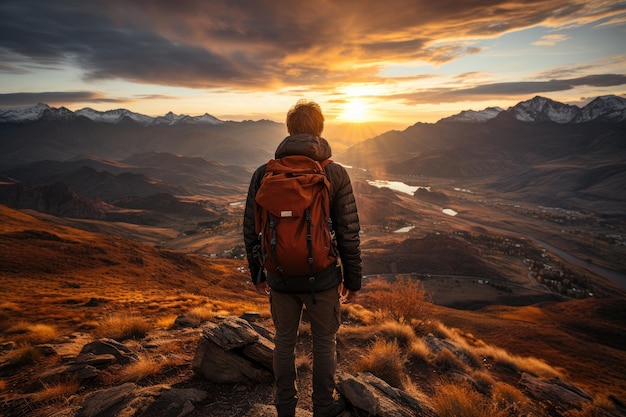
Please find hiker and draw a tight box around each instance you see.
[243,99,362,417]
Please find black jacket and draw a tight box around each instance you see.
[243,133,362,291]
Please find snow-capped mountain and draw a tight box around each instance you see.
[0,104,223,126]
[440,95,626,124]
[509,96,581,123]
[0,103,77,123]
[439,107,504,123]
[578,95,626,123]
[75,108,154,125]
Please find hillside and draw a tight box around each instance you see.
[336,108,626,214]
[1,205,626,417]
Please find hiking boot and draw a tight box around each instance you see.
[313,398,346,417]
[276,403,297,417]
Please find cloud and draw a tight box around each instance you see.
[1,0,624,90]
[532,34,569,46]
[390,74,626,104]
[0,92,128,107]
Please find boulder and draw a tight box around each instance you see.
[76,382,136,417]
[520,373,593,405]
[192,316,274,383]
[337,372,437,417]
[79,338,139,364]
[76,383,206,417]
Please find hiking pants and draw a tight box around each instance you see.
[270,287,341,416]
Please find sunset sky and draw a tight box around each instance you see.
[1,0,625,130]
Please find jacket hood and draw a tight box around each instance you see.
[274,133,332,161]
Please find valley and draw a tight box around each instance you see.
[1,97,625,416]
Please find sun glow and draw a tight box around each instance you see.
[340,97,369,122]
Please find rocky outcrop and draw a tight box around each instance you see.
[192,316,274,383]
[337,372,437,417]
[74,383,207,417]
[520,372,593,405]
[38,338,139,386]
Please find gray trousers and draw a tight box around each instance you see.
[270,287,341,415]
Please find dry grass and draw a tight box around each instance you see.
[473,344,564,379]
[433,348,468,373]
[340,303,377,325]
[116,355,183,383]
[2,322,58,345]
[156,315,178,329]
[361,276,432,325]
[433,382,512,417]
[561,393,621,417]
[470,369,497,393]
[376,320,417,347]
[93,311,151,341]
[428,320,457,340]
[4,345,42,367]
[354,339,406,389]
[32,380,80,405]
[491,381,532,415]
[430,321,563,379]
[407,338,431,361]
[187,304,216,324]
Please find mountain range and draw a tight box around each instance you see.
[440,95,626,124]
[1,94,625,220]
[1,95,625,125]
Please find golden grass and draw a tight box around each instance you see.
[560,393,623,417]
[361,276,432,324]
[433,348,468,373]
[407,338,431,361]
[2,322,58,345]
[430,320,563,379]
[432,382,507,417]
[376,320,417,347]
[92,311,151,341]
[187,304,215,324]
[341,303,377,325]
[4,345,42,367]
[473,344,564,379]
[470,369,497,393]
[428,320,457,340]
[491,381,531,415]
[354,339,406,389]
[156,315,178,329]
[32,379,80,404]
[116,355,182,383]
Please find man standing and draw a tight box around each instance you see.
[243,100,362,417]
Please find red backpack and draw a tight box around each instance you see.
[254,155,337,286]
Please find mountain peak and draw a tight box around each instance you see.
[509,96,580,123]
[439,106,504,123]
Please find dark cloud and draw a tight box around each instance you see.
[0,0,624,90]
[391,74,626,103]
[0,92,127,107]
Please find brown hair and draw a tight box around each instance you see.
[286,99,324,136]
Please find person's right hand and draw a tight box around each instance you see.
[340,289,358,304]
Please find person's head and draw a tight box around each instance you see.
[286,99,324,136]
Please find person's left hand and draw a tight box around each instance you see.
[255,281,270,296]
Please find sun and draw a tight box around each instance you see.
[340,98,369,123]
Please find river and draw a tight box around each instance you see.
[537,240,626,290]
